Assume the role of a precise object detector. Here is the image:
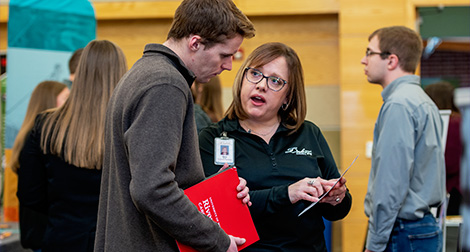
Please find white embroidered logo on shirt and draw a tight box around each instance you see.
[285,147,312,156]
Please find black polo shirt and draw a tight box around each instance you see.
[199,117,352,252]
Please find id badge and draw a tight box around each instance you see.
[214,133,235,165]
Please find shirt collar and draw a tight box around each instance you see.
[381,75,420,101]
[143,43,196,86]
[220,117,291,134]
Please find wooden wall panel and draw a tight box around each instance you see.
[235,0,339,16]
[92,0,340,19]
[0,5,7,23]
[0,23,6,51]
[232,15,339,87]
[340,36,373,85]
[97,18,173,69]
[94,1,179,19]
[305,85,339,130]
[341,84,382,127]
[340,1,410,35]
[0,5,6,51]
[96,14,339,90]
[342,222,368,250]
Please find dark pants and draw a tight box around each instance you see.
[447,188,462,215]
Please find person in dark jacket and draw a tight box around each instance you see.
[199,42,352,252]
[17,40,127,252]
[10,80,68,251]
[424,81,463,215]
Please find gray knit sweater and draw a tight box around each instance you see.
[94,44,230,252]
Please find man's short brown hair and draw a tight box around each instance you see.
[369,26,423,73]
[167,0,255,49]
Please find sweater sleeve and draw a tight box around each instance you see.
[126,85,229,252]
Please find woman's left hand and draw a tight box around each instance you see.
[321,177,347,206]
[236,177,252,206]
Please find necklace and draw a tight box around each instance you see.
[240,120,279,137]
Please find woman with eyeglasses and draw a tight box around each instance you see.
[199,42,352,252]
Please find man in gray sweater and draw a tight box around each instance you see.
[94,0,255,251]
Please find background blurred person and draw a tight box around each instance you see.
[191,80,212,133]
[425,81,463,215]
[17,40,127,252]
[10,81,69,173]
[9,80,69,251]
[63,48,83,86]
[193,75,224,122]
[199,42,352,252]
[192,76,224,133]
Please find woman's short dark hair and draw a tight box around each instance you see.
[226,42,306,133]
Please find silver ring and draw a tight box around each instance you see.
[335,197,340,202]
[307,179,315,186]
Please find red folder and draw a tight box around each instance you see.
[177,167,259,252]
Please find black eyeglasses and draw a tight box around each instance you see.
[244,67,287,92]
[365,49,391,58]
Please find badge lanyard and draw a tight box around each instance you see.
[214,131,235,165]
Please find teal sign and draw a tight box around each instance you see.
[5,0,96,148]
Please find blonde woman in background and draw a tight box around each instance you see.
[195,75,224,122]
[196,76,224,122]
[11,81,69,173]
[17,40,127,252]
[192,76,225,132]
[9,80,69,251]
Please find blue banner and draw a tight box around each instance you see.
[5,0,96,148]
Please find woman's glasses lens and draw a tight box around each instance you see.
[245,68,286,91]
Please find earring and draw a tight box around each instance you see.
[281,103,288,111]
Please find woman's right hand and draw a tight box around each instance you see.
[288,177,324,204]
